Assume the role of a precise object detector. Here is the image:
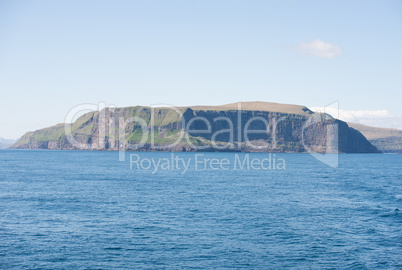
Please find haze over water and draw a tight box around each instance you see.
[1,150,401,269]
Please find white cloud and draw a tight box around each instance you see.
[310,107,402,130]
[298,39,342,59]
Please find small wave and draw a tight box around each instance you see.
[104,247,123,251]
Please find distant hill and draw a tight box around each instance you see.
[348,123,402,153]
[11,102,379,153]
[0,138,17,149]
[185,101,313,115]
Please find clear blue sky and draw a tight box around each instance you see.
[1,0,401,138]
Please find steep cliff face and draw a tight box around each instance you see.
[11,102,380,153]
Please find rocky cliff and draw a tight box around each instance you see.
[12,102,380,153]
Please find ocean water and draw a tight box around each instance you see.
[0,150,401,269]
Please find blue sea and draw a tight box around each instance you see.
[0,150,401,269]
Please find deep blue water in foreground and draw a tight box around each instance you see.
[0,150,401,269]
